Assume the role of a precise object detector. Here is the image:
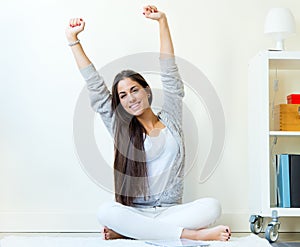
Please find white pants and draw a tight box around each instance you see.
[97,197,221,240]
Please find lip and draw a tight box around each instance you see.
[129,102,140,110]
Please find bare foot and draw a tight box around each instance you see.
[102,226,130,240]
[181,225,231,241]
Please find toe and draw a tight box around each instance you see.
[103,226,109,233]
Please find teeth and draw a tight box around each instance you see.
[130,102,140,109]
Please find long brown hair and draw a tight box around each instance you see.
[111,70,153,206]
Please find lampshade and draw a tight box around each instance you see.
[264,7,296,50]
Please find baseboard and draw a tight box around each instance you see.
[0,212,100,232]
[0,212,300,232]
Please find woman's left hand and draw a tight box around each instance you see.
[143,5,165,21]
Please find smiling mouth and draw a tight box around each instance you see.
[129,102,140,110]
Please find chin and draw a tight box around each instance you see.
[131,112,143,117]
[130,109,145,117]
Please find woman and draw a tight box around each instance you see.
[66,5,231,241]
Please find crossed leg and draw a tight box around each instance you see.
[98,198,231,241]
[103,225,231,241]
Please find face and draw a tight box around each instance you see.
[117,78,150,116]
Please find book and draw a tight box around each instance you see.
[270,154,278,207]
[277,154,291,208]
[145,239,210,247]
[289,154,300,208]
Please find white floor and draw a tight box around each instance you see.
[0,233,276,247]
[0,232,299,242]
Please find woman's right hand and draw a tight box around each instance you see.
[143,5,166,22]
[65,18,85,43]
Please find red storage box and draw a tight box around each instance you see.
[287,94,300,104]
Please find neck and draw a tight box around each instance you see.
[136,108,159,133]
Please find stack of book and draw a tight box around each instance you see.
[276,154,300,208]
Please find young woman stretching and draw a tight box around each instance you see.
[66,5,231,241]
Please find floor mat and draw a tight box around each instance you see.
[0,234,272,247]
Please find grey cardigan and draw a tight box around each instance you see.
[80,57,185,207]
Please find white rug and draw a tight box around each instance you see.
[0,234,271,247]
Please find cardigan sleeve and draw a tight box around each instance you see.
[160,57,184,126]
[80,64,113,134]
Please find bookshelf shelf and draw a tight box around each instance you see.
[269,131,300,136]
[271,207,300,217]
[249,50,300,242]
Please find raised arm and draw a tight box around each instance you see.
[143,5,174,58]
[65,18,91,69]
[65,18,114,134]
[144,6,184,124]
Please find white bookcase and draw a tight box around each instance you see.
[248,50,300,242]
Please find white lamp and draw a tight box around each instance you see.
[264,7,296,50]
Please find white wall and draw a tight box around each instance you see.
[1,0,300,232]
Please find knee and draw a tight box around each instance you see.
[206,197,222,221]
[97,201,116,226]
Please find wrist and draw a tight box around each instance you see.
[68,39,80,47]
[66,34,78,43]
[158,14,167,24]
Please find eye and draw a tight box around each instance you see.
[132,88,139,93]
[120,94,126,99]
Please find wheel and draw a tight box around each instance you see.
[249,215,263,234]
[265,224,279,243]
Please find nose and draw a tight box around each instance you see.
[127,93,136,102]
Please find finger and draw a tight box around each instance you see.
[143,6,150,12]
[75,18,81,26]
[144,12,153,19]
[142,7,146,15]
[72,18,76,26]
[71,18,77,27]
[79,18,85,28]
[148,5,154,13]
[146,12,160,19]
[143,6,151,15]
[69,18,74,27]
[149,5,158,12]
[143,11,151,18]
[69,18,84,28]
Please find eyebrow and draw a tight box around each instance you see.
[118,85,138,96]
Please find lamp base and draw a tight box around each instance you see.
[275,40,284,50]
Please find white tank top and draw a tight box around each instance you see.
[144,127,179,196]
